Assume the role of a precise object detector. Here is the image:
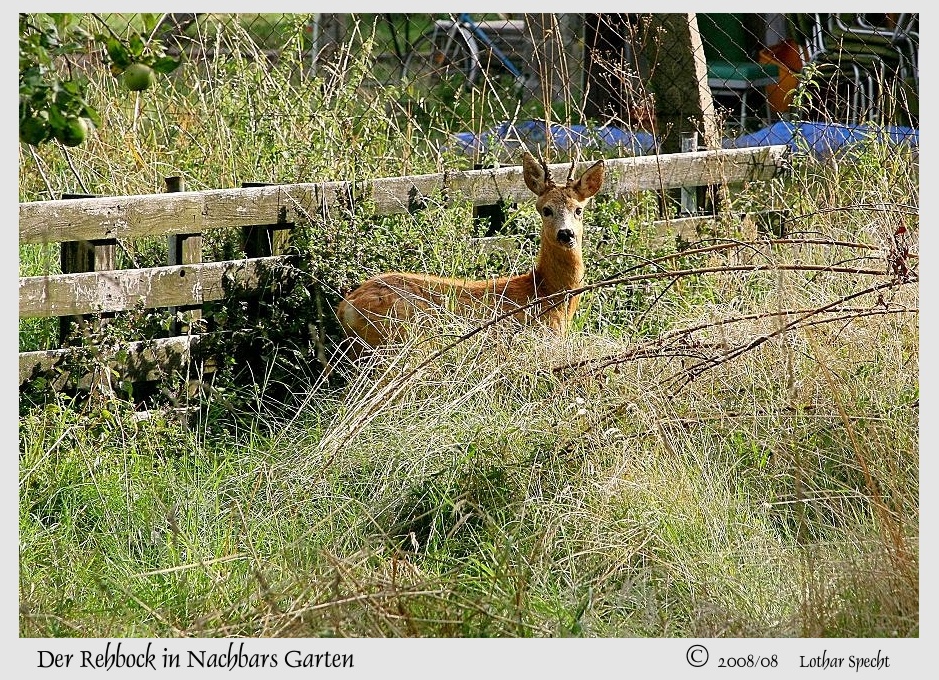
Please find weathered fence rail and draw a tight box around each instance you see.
[19,256,287,319]
[19,145,789,389]
[20,147,787,243]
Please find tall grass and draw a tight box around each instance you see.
[20,263,918,636]
[19,14,918,637]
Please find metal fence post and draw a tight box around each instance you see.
[680,131,699,215]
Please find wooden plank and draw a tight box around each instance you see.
[19,333,214,387]
[19,146,789,245]
[603,146,784,195]
[58,193,117,344]
[165,176,204,334]
[19,255,289,319]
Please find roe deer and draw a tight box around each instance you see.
[337,152,605,347]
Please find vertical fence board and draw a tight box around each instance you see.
[241,182,293,257]
[59,193,117,345]
[165,176,204,335]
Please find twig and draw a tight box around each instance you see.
[666,279,908,390]
[26,144,55,199]
[596,235,916,285]
[551,278,915,458]
[781,203,919,226]
[555,304,917,376]
[321,244,916,458]
[60,145,90,194]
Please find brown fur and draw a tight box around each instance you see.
[338,152,605,347]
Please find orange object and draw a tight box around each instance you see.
[759,39,805,113]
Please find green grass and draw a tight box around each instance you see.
[19,13,918,638]
[20,271,918,636]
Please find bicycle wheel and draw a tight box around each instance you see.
[401,21,480,94]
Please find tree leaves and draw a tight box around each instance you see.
[19,13,183,147]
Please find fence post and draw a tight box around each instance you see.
[309,14,348,79]
[644,13,722,154]
[241,182,292,258]
[59,193,116,345]
[164,176,212,411]
[472,164,513,237]
[680,131,699,215]
[165,176,203,335]
[239,181,293,333]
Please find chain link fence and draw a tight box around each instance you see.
[19,12,920,389]
[74,13,917,170]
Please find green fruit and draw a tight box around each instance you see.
[123,63,154,92]
[57,117,88,147]
[19,116,50,146]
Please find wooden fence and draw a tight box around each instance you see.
[19,145,789,389]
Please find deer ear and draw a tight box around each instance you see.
[522,152,550,196]
[572,160,604,201]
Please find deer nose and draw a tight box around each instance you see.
[556,228,576,246]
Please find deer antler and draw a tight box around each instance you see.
[536,147,555,188]
[566,157,576,185]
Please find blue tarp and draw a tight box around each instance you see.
[451,119,918,159]
[725,121,918,157]
[450,119,658,156]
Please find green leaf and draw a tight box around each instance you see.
[49,13,73,33]
[40,25,60,50]
[150,56,181,74]
[59,78,83,95]
[141,13,161,34]
[127,33,144,58]
[103,36,131,69]
[19,67,45,90]
[46,105,66,132]
[83,106,101,128]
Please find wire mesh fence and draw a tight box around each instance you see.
[22,12,919,184]
[18,12,920,394]
[72,13,918,161]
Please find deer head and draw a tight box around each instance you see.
[522,151,605,252]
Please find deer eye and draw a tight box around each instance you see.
[542,207,553,217]
[575,207,583,217]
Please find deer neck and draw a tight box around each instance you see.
[534,241,585,296]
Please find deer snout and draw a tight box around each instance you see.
[556,228,576,247]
